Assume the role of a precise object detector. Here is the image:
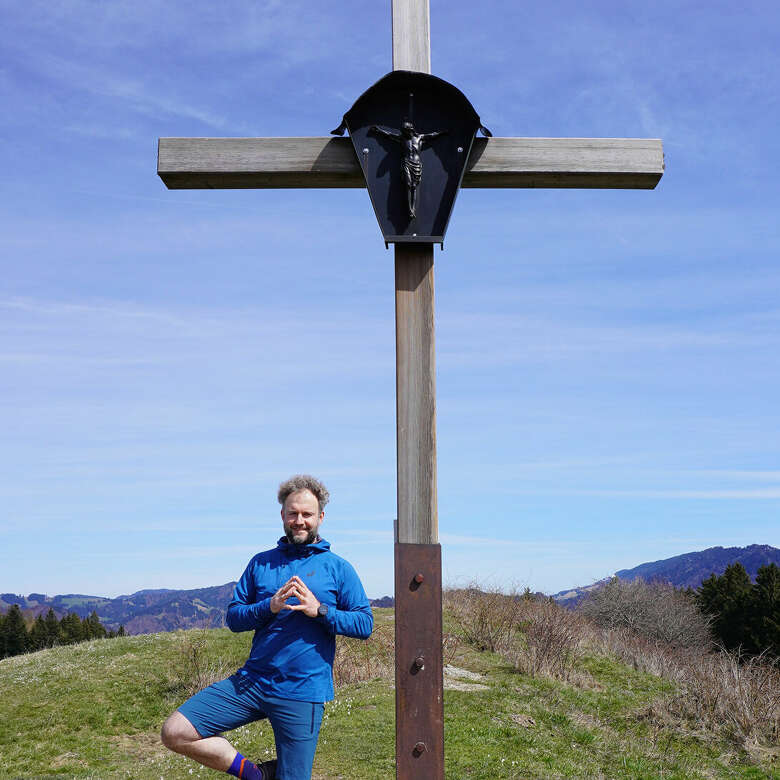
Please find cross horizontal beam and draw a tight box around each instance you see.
[158,136,663,191]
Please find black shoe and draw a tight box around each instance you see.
[258,759,277,779]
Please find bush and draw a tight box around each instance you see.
[445,585,582,681]
[670,649,780,746]
[509,598,584,681]
[579,577,713,650]
[444,585,523,652]
[597,627,780,747]
[598,626,695,680]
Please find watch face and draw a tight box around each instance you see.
[317,604,328,617]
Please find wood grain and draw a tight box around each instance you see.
[392,0,430,73]
[158,136,664,190]
[395,243,437,545]
[463,137,664,189]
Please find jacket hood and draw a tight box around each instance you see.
[277,536,331,558]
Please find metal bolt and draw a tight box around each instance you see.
[413,741,427,756]
[414,655,425,670]
[414,573,424,584]
[362,148,369,154]
[457,146,464,153]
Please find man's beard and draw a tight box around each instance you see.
[286,527,319,546]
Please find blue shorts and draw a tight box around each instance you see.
[178,674,324,780]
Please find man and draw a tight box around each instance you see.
[161,475,374,780]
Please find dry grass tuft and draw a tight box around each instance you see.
[169,632,236,697]
[509,597,585,681]
[444,585,522,652]
[598,627,780,747]
[333,623,394,687]
[446,582,779,750]
[445,585,584,681]
[667,649,780,746]
[333,616,461,688]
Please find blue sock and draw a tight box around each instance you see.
[227,752,264,780]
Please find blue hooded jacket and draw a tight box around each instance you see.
[225,537,373,702]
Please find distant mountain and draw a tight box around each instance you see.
[553,544,780,607]
[0,584,234,635]
[615,544,780,588]
[16,544,773,629]
[370,595,394,608]
[0,585,395,634]
[552,578,613,607]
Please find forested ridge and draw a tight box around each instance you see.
[0,604,124,659]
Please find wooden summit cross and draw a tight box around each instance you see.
[158,1,663,777]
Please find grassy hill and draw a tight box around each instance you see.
[1,606,778,779]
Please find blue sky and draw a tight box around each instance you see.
[2,0,779,600]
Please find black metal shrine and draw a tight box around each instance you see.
[332,71,490,245]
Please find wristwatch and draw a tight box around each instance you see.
[317,603,329,618]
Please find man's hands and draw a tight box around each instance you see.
[269,576,321,618]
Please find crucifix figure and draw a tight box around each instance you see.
[158,1,663,776]
[370,121,447,218]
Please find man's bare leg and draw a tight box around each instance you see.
[161,711,237,771]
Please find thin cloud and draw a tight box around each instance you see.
[0,295,392,374]
[696,470,780,481]
[573,488,780,500]
[32,52,238,131]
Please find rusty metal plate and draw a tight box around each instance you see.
[394,542,443,779]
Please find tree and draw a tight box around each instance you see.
[750,563,780,656]
[697,563,755,652]
[1,605,29,658]
[83,610,107,640]
[44,608,61,647]
[59,612,85,645]
[28,614,48,651]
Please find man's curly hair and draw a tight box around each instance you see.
[277,475,330,515]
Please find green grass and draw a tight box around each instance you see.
[55,597,112,608]
[1,615,778,779]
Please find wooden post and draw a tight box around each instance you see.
[391,4,443,777]
[394,242,443,780]
[392,0,430,73]
[394,244,438,545]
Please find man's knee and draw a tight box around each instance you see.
[161,710,200,751]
